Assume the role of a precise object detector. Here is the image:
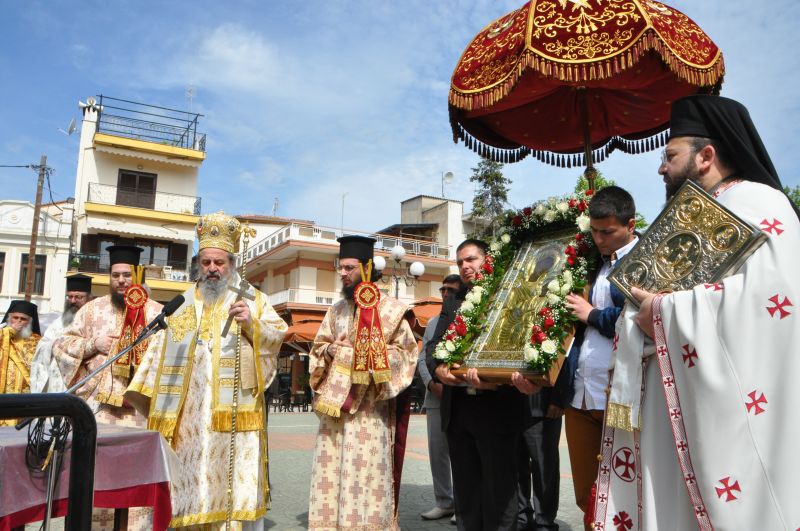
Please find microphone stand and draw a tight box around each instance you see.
[16,319,166,431]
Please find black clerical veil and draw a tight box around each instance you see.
[669,95,800,219]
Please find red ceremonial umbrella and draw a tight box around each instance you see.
[449,0,724,181]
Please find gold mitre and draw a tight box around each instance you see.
[196,211,241,253]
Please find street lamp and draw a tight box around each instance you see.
[373,244,425,298]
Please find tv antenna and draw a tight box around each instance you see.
[271,197,279,216]
[186,85,195,112]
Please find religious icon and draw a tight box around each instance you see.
[453,232,575,384]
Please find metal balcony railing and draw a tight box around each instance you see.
[95,95,206,152]
[244,223,451,264]
[70,253,191,281]
[87,182,201,215]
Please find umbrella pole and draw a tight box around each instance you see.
[578,88,598,190]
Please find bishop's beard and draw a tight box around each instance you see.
[340,282,357,301]
[199,270,233,304]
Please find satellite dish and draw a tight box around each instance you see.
[443,171,454,184]
[59,117,77,136]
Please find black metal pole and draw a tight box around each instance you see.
[0,394,96,530]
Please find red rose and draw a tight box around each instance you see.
[585,189,594,196]
[578,200,587,212]
[539,307,551,317]
[512,215,522,226]
[543,317,555,329]
[482,262,494,274]
[523,207,532,216]
[455,322,468,336]
[567,256,576,266]
[536,332,547,343]
[565,245,576,257]
[486,255,494,264]
[578,242,590,254]
[531,324,543,335]
[568,199,577,208]
[448,323,456,331]
[474,272,484,281]
[575,233,583,242]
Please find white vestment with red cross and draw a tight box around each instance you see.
[596,180,800,530]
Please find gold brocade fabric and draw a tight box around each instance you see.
[126,282,287,528]
[307,299,418,530]
[0,329,40,426]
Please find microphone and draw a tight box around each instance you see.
[137,294,185,339]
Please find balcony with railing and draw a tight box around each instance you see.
[87,182,201,215]
[268,288,341,307]
[94,95,206,152]
[244,223,450,263]
[70,253,191,282]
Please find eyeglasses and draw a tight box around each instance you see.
[337,264,358,273]
[439,286,457,294]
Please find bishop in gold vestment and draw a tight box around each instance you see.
[1,300,41,426]
[307,236,418,531]
[127,212,288,530]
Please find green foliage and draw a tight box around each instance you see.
[785,185,800,209]
[469,157,511,238]
[574,170,649,229]
[574,172,616,193]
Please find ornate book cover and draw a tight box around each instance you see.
[609,180,768,305]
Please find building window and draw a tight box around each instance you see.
[19,254,47,295]
[78,234,189,275]
[116,169,157,209]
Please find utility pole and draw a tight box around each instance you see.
[25,155,47,301]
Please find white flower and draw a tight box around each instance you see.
[523,344,540,363]
[490,241,501,252]
[544,210,557,222]
[460,301,474,313]
[547,279,560,294]
[434,346,448,360]
[445,340,456,352]
[534,203,547,216]
[556,202,569,213]
[547,293,561,305]
[562,270,573,284]
[547,197,557,206]
[560,282,573,296]
[471,285,485,298]
[541,339,557,354]
[576,213,591,232]
[500,233,511,244]
[465,290,480,304]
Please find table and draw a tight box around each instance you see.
[0,423,178,531]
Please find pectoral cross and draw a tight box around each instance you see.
[220,278,256,338]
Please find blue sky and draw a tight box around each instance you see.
[1,1,798,233]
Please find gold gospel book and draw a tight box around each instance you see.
[609,180,768,305]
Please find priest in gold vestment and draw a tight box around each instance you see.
[307,236,418,531]
[126,212,287,530]
[1,300,41,425]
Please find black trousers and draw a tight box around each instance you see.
[447,388,521,531]
[517,415,562,530]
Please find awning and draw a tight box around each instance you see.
[410,297,443,329]
[86,212,195,241]
[284,317,324,343]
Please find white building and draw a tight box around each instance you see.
[70,96,205,301]
[0,200,73,315]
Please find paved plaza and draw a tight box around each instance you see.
[265,410,584,530]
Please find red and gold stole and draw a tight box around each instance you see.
[351,260,391,384]
[113,265,150,378]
